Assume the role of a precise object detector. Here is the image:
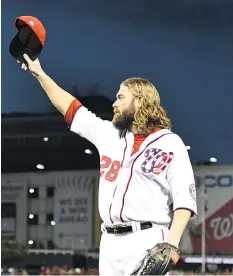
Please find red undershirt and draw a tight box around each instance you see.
[131,135,147,156]
[131,128,161,156]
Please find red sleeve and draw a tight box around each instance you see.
[64,99,82,125]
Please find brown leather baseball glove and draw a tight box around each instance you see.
[131,242,180,275]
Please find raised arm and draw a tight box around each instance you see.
[20,54,75,115]
[18,54,116,150]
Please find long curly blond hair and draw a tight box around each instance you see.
[121,77,171,135]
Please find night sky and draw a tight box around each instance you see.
[2,0,233,164]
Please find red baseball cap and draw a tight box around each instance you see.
[9,16,46,63]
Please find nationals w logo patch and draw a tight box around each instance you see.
[141,148,174,175]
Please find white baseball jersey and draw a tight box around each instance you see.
[67,104,197,227]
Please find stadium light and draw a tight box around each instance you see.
[85,149,92,155]
[28,240,34,245]
[29,214,34,219]
[186,145,191,150]
[210,157,217,163]
[36,164,44,170]
[29,188,34,193]
[51,220,56,226]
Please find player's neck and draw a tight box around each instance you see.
[131,125,162,136]
[131,125,143,135]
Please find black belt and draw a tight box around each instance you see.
[105,221,152,235]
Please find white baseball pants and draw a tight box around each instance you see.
[99,224,169,276]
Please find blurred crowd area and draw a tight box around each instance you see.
[2,267,233,275]
[3,268,233,275]
[2,267,99,275]
[170,270,233,275]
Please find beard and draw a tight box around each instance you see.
[112,102,136,133]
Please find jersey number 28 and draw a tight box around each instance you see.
[100,156,120,182]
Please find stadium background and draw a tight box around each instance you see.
[2,0,233,275]
[2,99,233,275]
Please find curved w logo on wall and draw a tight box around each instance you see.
[191,198,233,254]
[210,214,233,241]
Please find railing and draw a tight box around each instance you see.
[28,249,74,255]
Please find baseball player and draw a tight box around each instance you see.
[18,54,197,276]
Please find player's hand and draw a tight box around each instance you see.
[17,54,46,79]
